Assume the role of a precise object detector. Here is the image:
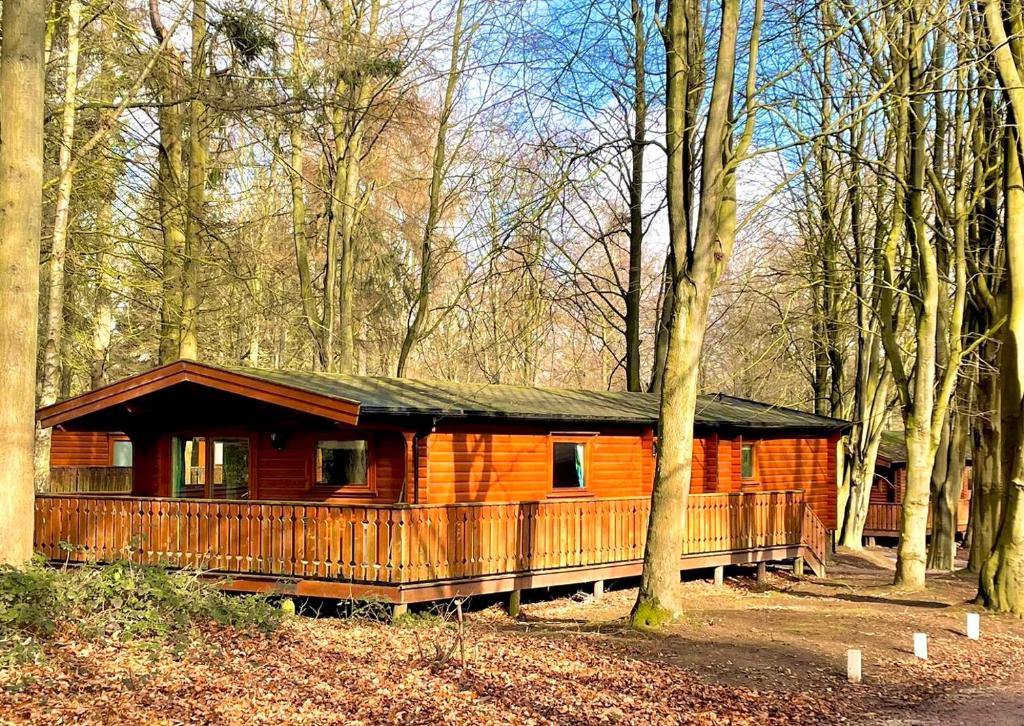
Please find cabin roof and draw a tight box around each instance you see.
[38,360,850,432]
[234,367,847,430]
[877,431,908,465]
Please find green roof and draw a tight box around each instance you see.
[225,366,849,431]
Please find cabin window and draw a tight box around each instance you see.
[740,442,756,480]
[212,439,250,499]
[316,440,369,487]
[172,436,250,499]
[552,441,587,489]
[111,440,133,467]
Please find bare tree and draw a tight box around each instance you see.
[633,0,762,625]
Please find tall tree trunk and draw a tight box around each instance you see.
[839,147,891,547]
[334,0,382,374]
[396,0,466,377]
[285,0,328,371]
[978,0,1024,613]
[927,407,968,570]
[90,216,117,388]
[0,0,47,564]
[624,0,647,392]
[179,0,208,360]
[151,3,187,364]
[969,337,1003,571]
[34,0,82,492]
[632,0,760,625]
[892,5,940,590]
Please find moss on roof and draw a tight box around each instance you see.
[225,366,849,431]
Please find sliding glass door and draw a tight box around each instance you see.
[172,436,250,499]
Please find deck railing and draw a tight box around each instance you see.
[865,497,971,536]
[35,490,811,586]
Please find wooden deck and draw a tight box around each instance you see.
[863,498,971,538]
[35,490,827,604]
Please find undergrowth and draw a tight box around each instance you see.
[0,558,281,667]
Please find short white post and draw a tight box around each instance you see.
[593,579,605,599]
[847,649,862,684]
[713,566,724,586]
[913,632,928,660]
[966,612,980,640]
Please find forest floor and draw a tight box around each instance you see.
[2,548,1022,725]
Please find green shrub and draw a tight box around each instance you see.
[0,560,281,666]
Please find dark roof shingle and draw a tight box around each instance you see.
[227,367,848,431]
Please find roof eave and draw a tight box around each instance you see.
[38,360,362,429]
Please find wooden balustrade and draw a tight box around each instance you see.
[864,503,902,535]
[801,505,828,574]
[865,497,972,536]
[35,490,812,586]
[47,467,132,494]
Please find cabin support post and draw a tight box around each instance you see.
[794,557,805,577]
[592,579,604,599]
[866,536,876,548]
[508,588,522,617]
[391,603,408,620]
[756,561,767,584]
[713,566,724,586]
[401,431,417,503]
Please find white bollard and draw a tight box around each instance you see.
[847,649,862,684]
[913,633,928,660]
[967,612,980,640]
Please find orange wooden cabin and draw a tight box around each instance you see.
[864,432,971,540]
[36,361,845,606]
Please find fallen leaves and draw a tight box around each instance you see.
[2,561,1023,725]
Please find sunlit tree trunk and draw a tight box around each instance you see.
[34,0,82,491]
[633,0,761,626]
[0,0,47,564]
[396,0,467,377]
[624,0,648,392]
[978,0,1024,613]
[90,196,117,388]
[151,2,187,364]
[179,0,209,360]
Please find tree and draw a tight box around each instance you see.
[632,0,762,625]
[978,0,1024,614]
[396,0,471,376]
[34,0,83,492]
[0,0,48,564]
[150,2,188,364]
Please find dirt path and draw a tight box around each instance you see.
[508,547,1024,722]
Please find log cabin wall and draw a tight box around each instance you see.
[130,428,407,505]
[119,420,838,529]
[689,432,839,529]
[420,423,656,504]
[50,430,124,466]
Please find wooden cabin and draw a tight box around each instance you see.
[36,361,844,606]
[864,431,971,540]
